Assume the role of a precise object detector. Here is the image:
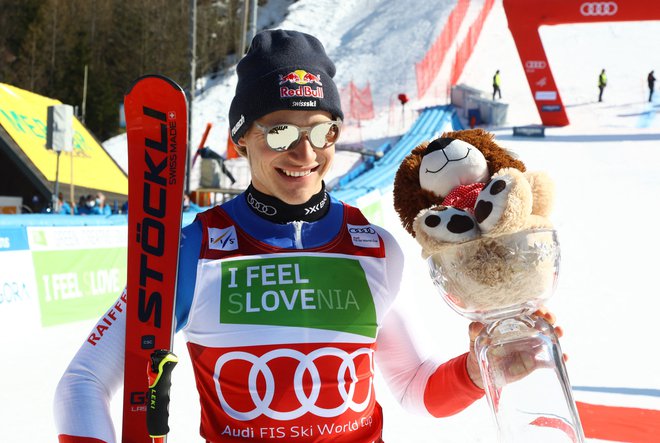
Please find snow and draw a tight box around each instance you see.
[4,0,660,441]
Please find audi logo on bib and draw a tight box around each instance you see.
[213,345,374,421]
[580,2,618,16]
[348,226,376,235]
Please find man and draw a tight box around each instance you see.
[648,70,656,103]
[598,69,607,102]
[492,69,501,100]
[54,30,559,443]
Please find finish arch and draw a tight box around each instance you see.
[503,0,660,126]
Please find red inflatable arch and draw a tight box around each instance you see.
[503,0,660,126]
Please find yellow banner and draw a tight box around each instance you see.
[0,83,127,195]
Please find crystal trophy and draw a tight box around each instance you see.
[427,229,584,442]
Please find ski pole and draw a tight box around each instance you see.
[147,349,178,443]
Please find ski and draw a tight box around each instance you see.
[122,74,188,443]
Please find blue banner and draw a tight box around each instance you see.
[0,226,28,251]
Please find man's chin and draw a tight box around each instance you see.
[277,188,319,205]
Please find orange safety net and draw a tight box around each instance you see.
[415,0,469,98]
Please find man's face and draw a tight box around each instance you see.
[238,110,337,205]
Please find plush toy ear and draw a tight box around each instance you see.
[440,128,527,174]
[525,171,555,216]
[393,141,443,236]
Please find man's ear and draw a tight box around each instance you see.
[235,136,248,157]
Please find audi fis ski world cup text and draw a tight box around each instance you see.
[214,413,376,439]
[348,224,380,248]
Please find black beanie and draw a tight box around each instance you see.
[228,29,344,145]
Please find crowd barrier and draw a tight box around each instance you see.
[0,213,198,329]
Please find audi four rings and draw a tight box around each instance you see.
[580,2,618,16]
[213,347,374,421]
[525,60,547,70]
[247,193,277,216]
[348,227,376,235]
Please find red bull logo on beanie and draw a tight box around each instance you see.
[278,69,323,86]
[279,69,324,100]
[281,86,324,99]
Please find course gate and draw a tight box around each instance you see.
[503,0,660,126]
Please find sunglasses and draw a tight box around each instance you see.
[254,120,342,151]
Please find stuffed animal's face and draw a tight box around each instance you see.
[393,128,527,237]
[394,129,556,315]
[393,128,554,254]
[392,128,558,315]
[419,138,489,198]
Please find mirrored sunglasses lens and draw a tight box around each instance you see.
[309,122,340,149]
[266,124,300,151]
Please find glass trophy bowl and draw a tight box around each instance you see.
[427,229,584,442]
[427,229,560,323]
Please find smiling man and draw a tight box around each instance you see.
[54,30,490,443]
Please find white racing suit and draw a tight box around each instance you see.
[54,193,483,442]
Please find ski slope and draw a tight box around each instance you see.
[3,0,660,442]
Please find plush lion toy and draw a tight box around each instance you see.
[393,128,554,258]
[394,129,559,314]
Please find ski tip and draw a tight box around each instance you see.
[124,74,185,96]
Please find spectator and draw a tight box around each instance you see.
[91,192,112,216]
[492,69,501,100]
[598,69,607,102]
[77,194,96,215]
[56,192,75,215]
[183,193,202,212]
[648,70,656,102]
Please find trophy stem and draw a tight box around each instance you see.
[475,315,585,442]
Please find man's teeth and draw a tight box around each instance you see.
[282,169,311,177]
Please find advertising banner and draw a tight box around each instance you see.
[0,226,39,329]
[27,225,127,326]
[0,82,127,195]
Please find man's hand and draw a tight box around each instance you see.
[465,308,565,389]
